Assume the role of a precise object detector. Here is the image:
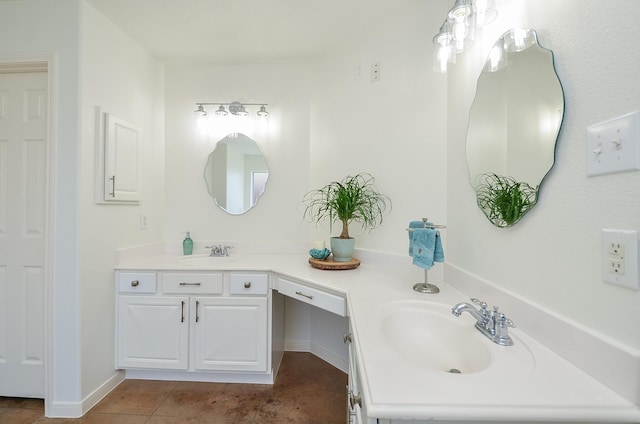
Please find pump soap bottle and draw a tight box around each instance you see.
[183,232,193,255]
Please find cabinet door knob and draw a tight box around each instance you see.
[349,391,362,409]
[244,281,252,288]
[130,280,139,287]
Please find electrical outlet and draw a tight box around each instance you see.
[140,214,148,230]
[602,229,639,290]
[609,258,624,274]
[608,242,624,256]
[371,62,382,82]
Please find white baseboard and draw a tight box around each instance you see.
[284,339,348,374]
[310,342,348,374]
[47,371,125,418]
[124,369,275,384]
[284,339,311,352]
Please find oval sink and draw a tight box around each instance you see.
[177,254,237,266]
[369,301,492,374]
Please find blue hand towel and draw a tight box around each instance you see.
[411,228,445,270]
[408,221,426,256]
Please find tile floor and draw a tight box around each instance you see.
[0,352,347,424]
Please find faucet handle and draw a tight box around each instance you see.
[498,312,516,328]
[471,298,488,314]
[470,298,485,307]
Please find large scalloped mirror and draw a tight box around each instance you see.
[204,133,268,215]
[466,29,564,228]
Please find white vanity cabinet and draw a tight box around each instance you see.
[193,295,268,372]
[345,326,376,424]
[116,270,273,377]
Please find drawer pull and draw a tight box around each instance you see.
[179,282,201,286]
[295,291,313,300]
[244,281,252,288]
[130,280,139,287]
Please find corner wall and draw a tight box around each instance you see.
[79,0,166,410]
[446,0,640,351]
[308,0,449,263]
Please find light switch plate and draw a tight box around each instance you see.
[587,111,640,176]
[602,229,639,290]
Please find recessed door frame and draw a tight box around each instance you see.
[0,55,56,416]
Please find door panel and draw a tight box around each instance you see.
[0,71,47,397]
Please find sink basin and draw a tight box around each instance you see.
[369,301,493,374]
[177,254,237,266]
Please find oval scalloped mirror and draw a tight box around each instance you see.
[204,133,268,215]
[466,29,564,228]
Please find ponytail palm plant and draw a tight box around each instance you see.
[302,173,391,239]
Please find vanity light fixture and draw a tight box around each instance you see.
[215,105,228,116]
[433,20,456,73]
[194,104,207,117]
[257,105,269,117]
[447,0,473,53]
[194,101,268,118]
[433,0,499,73]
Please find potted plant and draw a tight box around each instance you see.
[302,173,391,262]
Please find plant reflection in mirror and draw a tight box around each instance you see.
[475,173,538,228]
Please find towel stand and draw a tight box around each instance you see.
[408,218,446,294]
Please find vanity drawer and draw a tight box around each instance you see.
[118,272,157,293]
[162,273,223,294]
[277,277,346,317]
[229,273,269,295]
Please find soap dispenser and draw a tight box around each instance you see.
[183,232,193,255]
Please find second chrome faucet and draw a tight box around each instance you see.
[206,244,233,257]
[451,298,516,346]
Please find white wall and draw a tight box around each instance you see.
[164,63,311,247]
[79,0,165,405]
[0,0,83,411]
[308,0,449,259]
[446,0,640,351]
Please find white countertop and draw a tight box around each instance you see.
[116,252,640,423]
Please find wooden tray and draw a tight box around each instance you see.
[309,256,360,270]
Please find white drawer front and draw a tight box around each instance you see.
[162,273,223,294]
[277,277,346,316]
[118,272,157,293]
[229,273,269,295]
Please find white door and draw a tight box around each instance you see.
[0,71,47,397]
[193,296,268,372]
[117,295,189,370]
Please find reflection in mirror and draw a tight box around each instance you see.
[466,29,564,228]
[204,133,268,215]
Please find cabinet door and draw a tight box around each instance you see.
[193,296,268,372]
[117,295,189,370]
[104,113,140,202]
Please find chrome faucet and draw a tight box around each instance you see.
[205,244,232,257]
[451,298,515,346]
